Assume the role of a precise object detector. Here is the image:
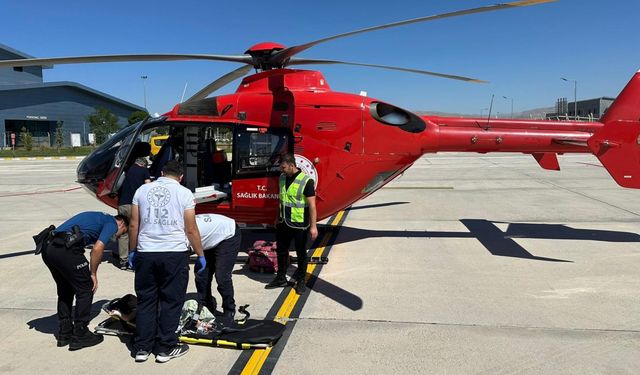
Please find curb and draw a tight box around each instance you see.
[0,156,87,161]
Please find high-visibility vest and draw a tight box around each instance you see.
[279,172,311,229]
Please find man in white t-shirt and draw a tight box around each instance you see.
[193,213,241,324]
[128,160,206,364]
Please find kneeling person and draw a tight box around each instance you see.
[193,213,241,323]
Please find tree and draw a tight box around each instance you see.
[20,126,33,151]
[128,110,149,125]
[54,121,64,151]
[88,107,120,144]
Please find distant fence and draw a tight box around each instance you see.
[545,114,600,122]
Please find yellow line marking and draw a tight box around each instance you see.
[241,347,273,374]
[240,211,345,375]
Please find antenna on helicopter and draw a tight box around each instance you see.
[180,82,188,103]
[485,94,495,130]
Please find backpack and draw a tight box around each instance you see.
[247,241,279,273]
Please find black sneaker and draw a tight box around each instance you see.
[156,344,189,363]
[119,259,129,270]
[265,276,289,289]
[211,308,224,317]
[291,270,304,281]
[134,350,151,362]
[220,310,236,326]
[295,280,307,294]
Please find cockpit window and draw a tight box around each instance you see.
[370,102,426,133]
[235,126,290,177]
[91,124,137,158]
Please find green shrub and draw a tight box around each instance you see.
[20,127,33,152]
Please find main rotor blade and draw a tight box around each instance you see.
[289,58,487,83]
[271,0,556,66]
[185,65,254,102]
[0,54,252,68]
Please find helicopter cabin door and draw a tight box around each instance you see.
[99,119,154,203]
[190,124,234,204]
[231,126,291,223]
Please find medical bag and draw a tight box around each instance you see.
[247,240,279,273]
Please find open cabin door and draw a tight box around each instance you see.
[185,124,234,205]
[98,118,161,201]
[230,126,291,224]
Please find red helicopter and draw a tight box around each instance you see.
[2,0,639,225]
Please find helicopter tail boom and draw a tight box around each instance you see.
[587,70,640,188]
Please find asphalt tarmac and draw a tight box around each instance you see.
[1,154,639,374]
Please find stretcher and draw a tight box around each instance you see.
[193,185,228,204]
[95,295,285,350]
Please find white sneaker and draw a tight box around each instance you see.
[156,344,189,363]
[135,350,150,362]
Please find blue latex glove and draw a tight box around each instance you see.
[196,256,207,275]
[128,251,137,269]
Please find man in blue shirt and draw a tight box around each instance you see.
[41,211,129,351]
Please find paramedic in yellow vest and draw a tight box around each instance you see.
[265,153,318,294]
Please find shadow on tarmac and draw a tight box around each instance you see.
[13,218,635,312]
[233,264,364,311]
[26,299,109,336]
[331,219,640,262]
[234,226,364,311]
[501,222,640,242]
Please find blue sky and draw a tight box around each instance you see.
[3,0,639,116]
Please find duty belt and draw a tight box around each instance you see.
[50,230,85,251]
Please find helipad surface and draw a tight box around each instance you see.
[1,154,638,374]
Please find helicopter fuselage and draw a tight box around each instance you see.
[77,68,618,225]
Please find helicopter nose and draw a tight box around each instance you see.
[76,158,99,195]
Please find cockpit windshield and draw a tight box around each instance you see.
[90,123,139,158]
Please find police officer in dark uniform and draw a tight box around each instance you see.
[41,211,129,350]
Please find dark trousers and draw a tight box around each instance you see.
[275,223,309,280]
[134,251,189,353]
[195,228,241,313]
[41,242,93,324]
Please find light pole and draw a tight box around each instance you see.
[480,107,489,117]
[487,94,495,123]
[141,75,148,110]
[561,77,577,119]
[502,96,514,118]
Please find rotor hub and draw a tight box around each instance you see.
[245,42,286,70]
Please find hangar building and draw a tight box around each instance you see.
[0,44,144,147]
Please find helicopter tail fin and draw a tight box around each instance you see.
[587,70,640,188]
